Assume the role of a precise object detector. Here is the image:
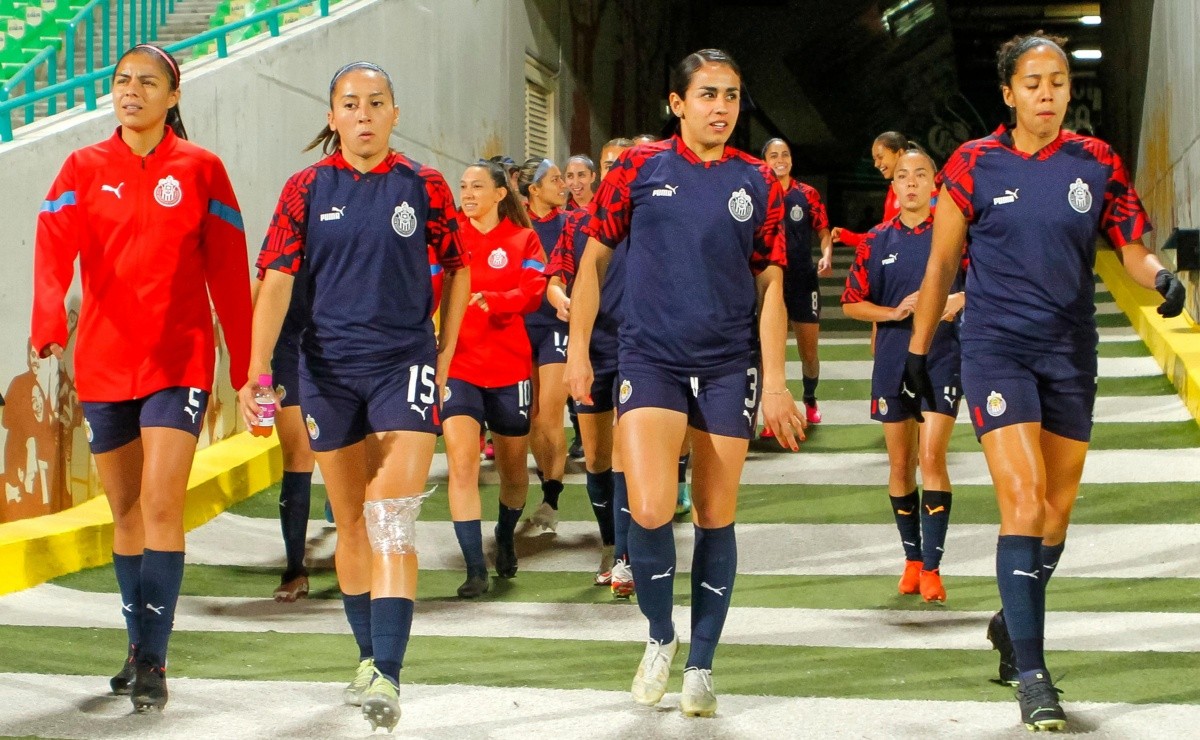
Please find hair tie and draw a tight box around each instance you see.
[533,158,554,184]
[134,44,179,86]
[329,61,393,98]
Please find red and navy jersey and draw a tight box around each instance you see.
[524,206,567,329]
[783,179,829,272]
[582,135,786,373]
[450,215,546,387]
[33,127,252,401]
[547,205,624,371]
[256,151,464,374]
[940,124,1150,352]
[842,215,962,392]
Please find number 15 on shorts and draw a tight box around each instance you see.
[406,365,436,405]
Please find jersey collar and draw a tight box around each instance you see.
[526,204,562,223]
[891,212,934,235]
[993,123,1068,161]
[328,149,409,175]
[108,125,178,160]
[670,134,737,167]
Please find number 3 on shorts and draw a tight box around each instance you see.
[406,365,436,405]
[745,367,759,408]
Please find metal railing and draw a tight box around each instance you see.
[1,0,331,142]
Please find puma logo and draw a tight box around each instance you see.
[902,540,917,547]
[650,566,674,580]
[925,505,946,515]
[896,508,914,516]
[184,407,199,423]
[145,603,165,615]
[700,581,727,596]
[591,501,608,509]
[410,404,429,420]
[319,205,346,221]
[101,183,124,199]
[122,602,134,613]
[519,409,528,418]
[652,184,679,197]
[743,409,754,425]
[1012,569,1040,580]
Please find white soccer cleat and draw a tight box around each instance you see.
[528,501,559,534]
[680,667,717,717]
[594,545,615,585]
[611,559,635,598]
[631,633,678,706]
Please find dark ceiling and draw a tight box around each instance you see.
[695,0,1105,176]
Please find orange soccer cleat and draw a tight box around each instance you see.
[919,568,946,603]
[898,559,922,594]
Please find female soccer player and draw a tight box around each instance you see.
[444,161,545,597]
[842,148,962,604]
[240,62,469,732]
[519,157,571,533]
[547,138,633,587]
[831,131,908,249]
[762,138,833,425]
[567,49,805,717]
[903,33,1183,732]
[564,154,597,211]
[32,44,252,712]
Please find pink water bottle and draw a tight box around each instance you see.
[251,374,276,437]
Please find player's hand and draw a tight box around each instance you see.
[237,380,275,429]
[898,352,935,423]
[469,292,490,313]
[761,389,806,451]
[42,343,64,360]
[554,296,571,322]
[564,351,594,406]
[1156,269,1185,318]
[830,227,844,244]
[817,256,833,277]
[435,353,451,409]
[941,291,965,322]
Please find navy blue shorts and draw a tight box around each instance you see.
[441,377,532,437]
[783,269,821,324]
[527,323,569,366]
[272,337,302,409]
[299,354,438,452]
[82,386,209,454]
[616,362,759,440]
[575,367,617,414]
[960,345,1097,443]
[872,357,962,423]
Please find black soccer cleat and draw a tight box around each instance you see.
[987,610,1019,686]
[130,658,168,712]
[456,573,490,599]
[109,644,137,695]
[494,527,518,579]
[1017,671,1066,732]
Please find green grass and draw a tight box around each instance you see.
[799,374,1180,401]
[228,479,1200,525]
[51,565,1200,613]
[788,340,1151,363]
[1,626,1196,704]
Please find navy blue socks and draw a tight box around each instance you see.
[890,490,922,561]
[585,469,615,546]
[920,489,952,570]
[278,471,312,580]
[1041,540,1066,589]
[453,520,487,579]
[802,375,819,405]
[613,472,630,563]
[496,503,524,542]
[541,479,563,510]
[113,552,142,649]
[139,549,184,666]
[371,597,414,685]
[996,534,1046,675]
[688,524,737,670]
[628,521,676,644]
[342,591,373,660]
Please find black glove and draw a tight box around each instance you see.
[1155,269,1185,318]
[899,352,936,423]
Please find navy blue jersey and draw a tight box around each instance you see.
[940,124,1150,353]
[783,179,829,273]
[524,207,567,329]
[842,215,962,394]
[547,207,624,370]
[257,151,465,374]
[582,136,787,374]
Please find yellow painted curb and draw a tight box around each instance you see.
[1095,250,1200,424]
[0,432,281,595]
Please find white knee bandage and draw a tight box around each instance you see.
[364,488,433,555]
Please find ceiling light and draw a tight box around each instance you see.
[1080,15,1102,25]
[1071,49,1102,60]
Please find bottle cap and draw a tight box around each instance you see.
[258,374,272,386]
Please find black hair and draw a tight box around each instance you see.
[117,44,187,140]
[669,48,742,101]
[997,31,1070,89]
[873,131,908,153]
[517,156,557,200]
[760,137,789,159]
[565,154,596,174]
[306,62,396,154]
[468,161,531,229]
[896,144,937,171]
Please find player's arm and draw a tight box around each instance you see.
[908,185,965,354]
[32,155,82,360]
[201,157,253,391]
[565,238,613,404]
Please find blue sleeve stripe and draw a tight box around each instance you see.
[522,259,546,271]
[430,263,444,276]
[40,191,76,213]
[208,199,245,232]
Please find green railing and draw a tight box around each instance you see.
[1,0,331,142]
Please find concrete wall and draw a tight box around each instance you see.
[1134,0,1200,315]
[0,0,582,521]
